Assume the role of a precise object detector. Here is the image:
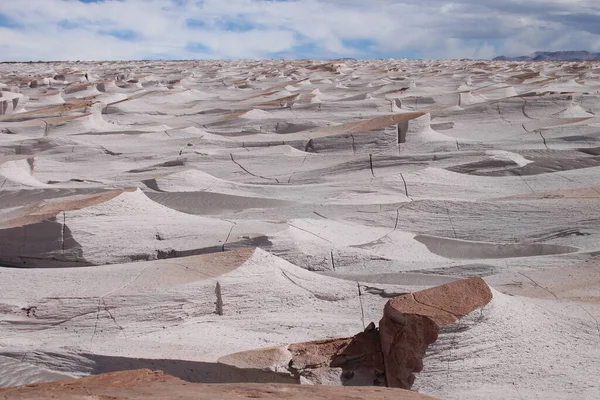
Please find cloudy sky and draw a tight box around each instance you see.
[0,0,599,61]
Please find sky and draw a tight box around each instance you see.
[1,0,600,61]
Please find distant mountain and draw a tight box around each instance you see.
[493,51,600,61]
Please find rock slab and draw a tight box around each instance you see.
[380,277,493,389]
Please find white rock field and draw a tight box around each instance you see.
[0,59,599,399]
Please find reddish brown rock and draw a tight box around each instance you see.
[0,369,439,400]
[379,312,438,389]
[380,278,493,389]
[218,323,385,386]
[220,278,492,391]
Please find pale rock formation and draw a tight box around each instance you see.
[1,59,600,400]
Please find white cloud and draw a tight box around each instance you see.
[0,0,599,61]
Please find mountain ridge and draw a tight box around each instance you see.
[493,51,600,61]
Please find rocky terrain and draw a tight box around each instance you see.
[1,59,599,399]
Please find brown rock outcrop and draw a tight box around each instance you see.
[380,277,493,389]
[219,278,493,391]
[0,369,439,400]
[218,323,385,386]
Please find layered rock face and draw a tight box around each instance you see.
[219,278,493,390]
[0,369,438,400]
[380,278,493,389]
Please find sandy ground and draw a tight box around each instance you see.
[0,59,599,398]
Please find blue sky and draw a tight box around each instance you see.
[0,0,599,61]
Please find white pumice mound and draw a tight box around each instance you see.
[0,248,412,385]
[416,288,600,400]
